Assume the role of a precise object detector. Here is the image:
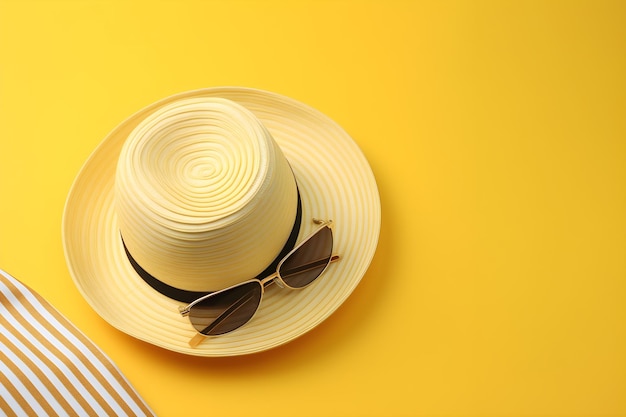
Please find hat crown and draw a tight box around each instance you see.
[115,97,298,291]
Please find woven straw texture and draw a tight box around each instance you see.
[63,87,380,356]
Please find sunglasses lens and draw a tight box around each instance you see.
[188,281,262,336]
[279,225,333,289]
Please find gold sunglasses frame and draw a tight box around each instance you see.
[179,219,339,347]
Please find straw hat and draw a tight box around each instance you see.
[63,87,380,356]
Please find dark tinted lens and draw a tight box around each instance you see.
[279,225,333,288]
[188,281,262,336]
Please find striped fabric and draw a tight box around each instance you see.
[0,269,154,416]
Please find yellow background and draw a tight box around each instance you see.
[1,1,625,416]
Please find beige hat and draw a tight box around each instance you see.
[63,87,380,356]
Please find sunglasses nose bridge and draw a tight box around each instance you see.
[274,276,285,288]
[260,272,279,287]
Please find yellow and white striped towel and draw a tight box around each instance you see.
[0,269,154,416]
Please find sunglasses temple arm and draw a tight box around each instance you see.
[188,291,257,348]
[188,332,206,348]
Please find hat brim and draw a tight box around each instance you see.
[63,87,380,356]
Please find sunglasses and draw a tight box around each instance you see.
[179,218,339,347]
